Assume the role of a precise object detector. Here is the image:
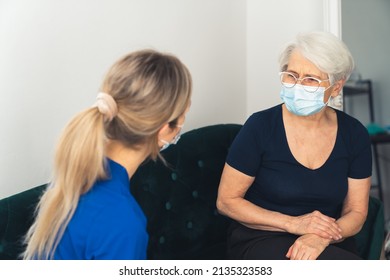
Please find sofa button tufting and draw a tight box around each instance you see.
[171,173,177,181]
[165,202,172,210]
[197,160,204,168]
[159,236,165,244]
[192,190,198,198]
[187,221,193,229]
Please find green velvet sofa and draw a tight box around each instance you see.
[0,124,385,260]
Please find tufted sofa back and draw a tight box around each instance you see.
[0,123,384,260]
[130,124,241,259]
[0,124,241,260]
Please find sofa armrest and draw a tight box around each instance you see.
[353,195,385,259]
[0,184,47,259]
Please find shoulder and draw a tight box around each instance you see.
[244,104,282,130]
[249,104,282,122]
[93,205,146,238]
[335,108,369,137]
[334,108,371,151]
[85,193,148,259]
[80,179,146,232]
[93,190,146,228]
[232,104,282,150]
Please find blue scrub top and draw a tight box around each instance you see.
[54,158,148,259]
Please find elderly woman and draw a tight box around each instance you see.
[217,31,372,260]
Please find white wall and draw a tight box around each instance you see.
[246,0,324,115]
[0,0,328,199]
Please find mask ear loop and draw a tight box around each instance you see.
[325,95,332,106]
[323,81,334,105]
[324,74,334,106]
[159,124,183,151]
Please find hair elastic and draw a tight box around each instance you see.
[94,92,118,121]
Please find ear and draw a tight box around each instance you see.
[157,123,172,139]
[330,79,346,97]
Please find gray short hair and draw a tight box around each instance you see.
[278,31,354,84]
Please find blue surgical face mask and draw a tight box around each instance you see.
[159,125,183,151]
[280,84,331,116]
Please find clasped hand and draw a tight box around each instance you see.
[286,234,330,260]
[286,210,342,260]
[288,210,342,240]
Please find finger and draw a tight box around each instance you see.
[309,217,341,235]
[314,224,342,240]
[289,246,300,260]
[286,246,292,259]
[312,213,340,228]
[315,222,342,239]
[315,229,341,240]
[301,251,311,260]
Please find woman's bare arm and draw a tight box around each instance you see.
[216,163,342,239]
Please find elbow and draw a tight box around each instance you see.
[356,211,368,233]
[356,207,369,229]
[341,208,368,236]
[216,196,228,217]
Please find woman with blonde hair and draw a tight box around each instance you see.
[22,50,192,260]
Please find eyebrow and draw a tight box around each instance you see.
[287,70,323,79]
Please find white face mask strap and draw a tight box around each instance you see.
[325,95,332,105]
[323,83,335,105]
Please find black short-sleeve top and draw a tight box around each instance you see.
[226,104,372,218]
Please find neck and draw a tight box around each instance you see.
[283,105,333,129]
[105,140,149,178]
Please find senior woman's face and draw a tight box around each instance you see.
[286,50,332,102]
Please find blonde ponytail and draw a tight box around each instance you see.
[23,108,107,259]
[22,49,192,259]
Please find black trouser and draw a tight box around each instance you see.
[227,221,361,260]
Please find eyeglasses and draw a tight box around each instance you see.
[279,71,329,93]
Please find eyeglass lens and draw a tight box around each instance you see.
[280,72,321,93]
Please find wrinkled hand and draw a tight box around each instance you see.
[286,234,330,260]
[288,210,342,240]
